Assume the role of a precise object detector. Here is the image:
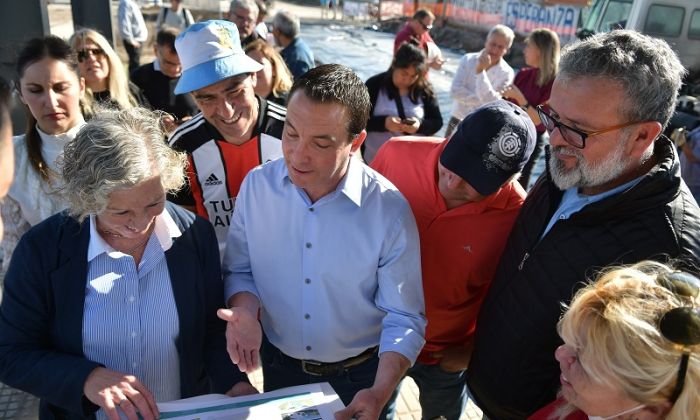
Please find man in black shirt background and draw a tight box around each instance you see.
[131,26,199,130]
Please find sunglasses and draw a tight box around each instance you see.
[420,21,433,31]
[535,105,643,149]
[656,271,700,403]
[76,47,106,63]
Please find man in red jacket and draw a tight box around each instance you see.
[371,100,536,420]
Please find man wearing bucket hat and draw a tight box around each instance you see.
[168,20,286,253]
[371,100,535,420]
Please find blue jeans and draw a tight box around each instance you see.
[405,362,468,420]
[261,338,399,419]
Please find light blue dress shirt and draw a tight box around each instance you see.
[223,157,426,364]
[83,211,181,419]
[542,176,644,238]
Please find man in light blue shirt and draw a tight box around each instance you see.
[218,64,425,419]
[118,0,148,74]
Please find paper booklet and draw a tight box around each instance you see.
[157,382,345,420]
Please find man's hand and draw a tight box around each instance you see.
[334,388,384,420]
[430,345,472,373]
[83,367,159,420]
[335,351,409,420]
[225,381,260,397]
[132,41,141,49]
[475,49,491,73]
[429,58,444,70]
[217,307,262,373]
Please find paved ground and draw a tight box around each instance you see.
[0,2,484,419]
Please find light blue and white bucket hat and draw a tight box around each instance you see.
[174,20,263,94]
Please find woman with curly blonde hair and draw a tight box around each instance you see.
[530,261,700,420]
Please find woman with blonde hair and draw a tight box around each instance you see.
[69,28,148,114]
[244,39,292,106]
[530,261,700,420]
[502,28,560,189]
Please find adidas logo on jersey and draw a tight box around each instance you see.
[204,173,223,186]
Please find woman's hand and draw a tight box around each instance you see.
[83,367,159,420]
[384,116,404,132]
[500,84,526,106]
[400,117,420,134]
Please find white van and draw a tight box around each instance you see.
[580,0,700,72]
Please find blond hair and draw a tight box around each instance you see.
[527,28,560,87]
[245,39,292,98]
[555,261,699,419]
[69,28,138,110]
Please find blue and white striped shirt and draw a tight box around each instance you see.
[83,211,182,418]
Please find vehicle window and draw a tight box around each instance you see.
[644,5,685,37]
[595,0,633,31]
[689,9,700,39]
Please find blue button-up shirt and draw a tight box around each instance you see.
[83,211,181,419]
[223,157,426,363]
[542,176,644,238]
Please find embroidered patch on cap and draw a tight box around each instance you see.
[484,124,525,172]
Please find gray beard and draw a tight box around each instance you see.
[548,141,632,191]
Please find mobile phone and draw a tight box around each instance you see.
[401,117,418,125]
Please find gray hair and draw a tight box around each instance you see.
[61,107,187,221]
[558,30,686,129]
[487,24,515,48]
[273,10,300,39]
[230,0,257,13]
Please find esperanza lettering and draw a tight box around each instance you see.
[504,1,576,29]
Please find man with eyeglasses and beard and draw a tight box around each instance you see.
[167,20,285,254]
[466,30,700,420]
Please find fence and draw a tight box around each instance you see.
[378,0,581,42]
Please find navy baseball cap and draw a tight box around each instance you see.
[440,100,536,196]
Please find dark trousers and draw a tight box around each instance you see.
[518,131,548,190]
[261,338,400,419]
[123,41,142,76]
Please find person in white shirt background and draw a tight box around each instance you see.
[445,24,515,138]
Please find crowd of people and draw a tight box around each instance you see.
[0,2,698,420]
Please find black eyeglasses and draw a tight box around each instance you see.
[656,271,700,403]
[535,105,643,149]
[76,47,106,63]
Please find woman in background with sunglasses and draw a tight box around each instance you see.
[0,36,87,270]
[69,29,148,116]
[530,261,699,420]
[501,28,560,190]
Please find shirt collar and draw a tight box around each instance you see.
[153,59,162,73]
[87,209,182,262]
[280,157,363,207]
